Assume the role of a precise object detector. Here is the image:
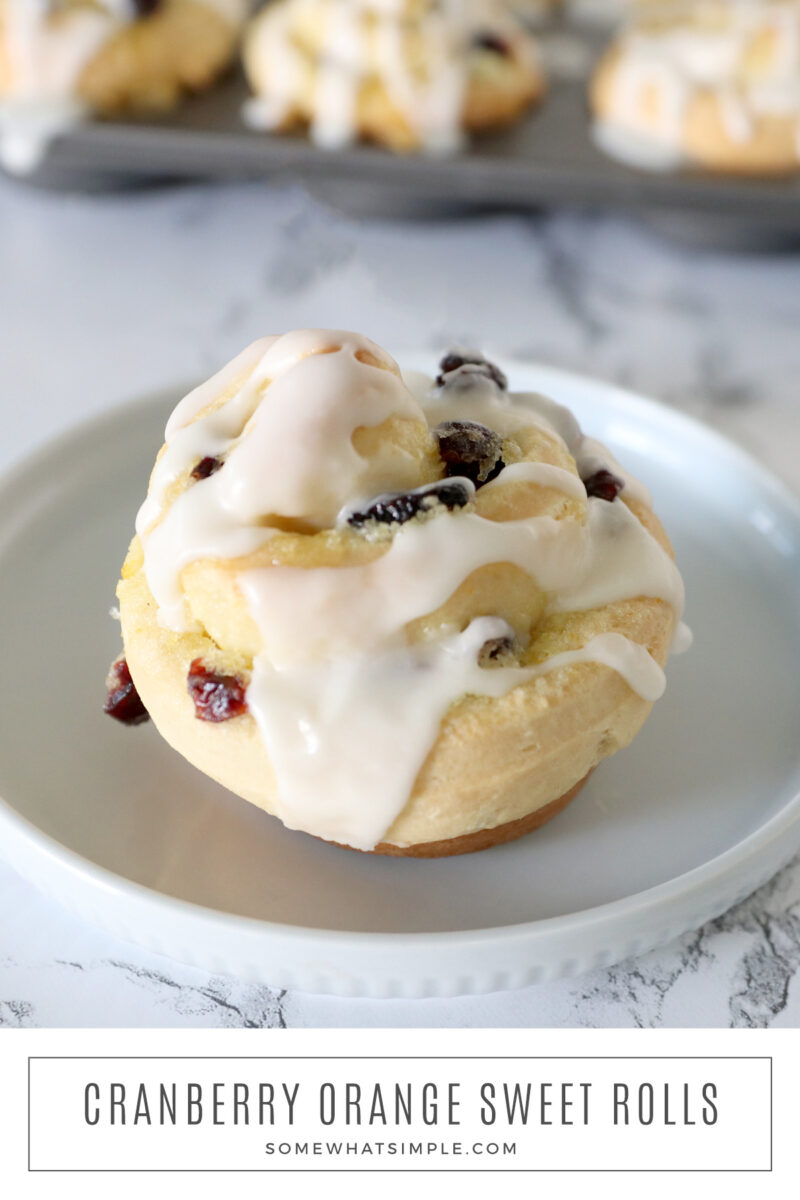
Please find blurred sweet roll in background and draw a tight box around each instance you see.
[242,0,546,153]
[0,0,248,171]
[591,0,800,173]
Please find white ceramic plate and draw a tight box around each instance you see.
[1,362,799,999]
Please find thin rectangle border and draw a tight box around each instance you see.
[28,1054,773,1174]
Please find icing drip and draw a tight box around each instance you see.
[311,2,364,149]
[136,331,688,849]
[241,1,306,132]
[373,0,469,154]
[0,0,246,174]
[246,619,666,851]
[246,617,517,851]
[243,0,535,153]
[596,0,800,169]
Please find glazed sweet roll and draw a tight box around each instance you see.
[107,330,689,857]
[591,0,800,173]
[242,0,545,153]
[0,0,247,171]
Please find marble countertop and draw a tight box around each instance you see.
[1,176,799,1029]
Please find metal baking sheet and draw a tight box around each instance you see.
[11,30,800,238]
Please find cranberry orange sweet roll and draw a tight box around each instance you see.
[242,0,545,153]
[109,330,687,856]
[0,1,247,171]
[591,0,800,175]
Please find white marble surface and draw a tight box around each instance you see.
[1,176,799,1029]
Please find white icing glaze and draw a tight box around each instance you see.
[312,1,366,150]
[246,619,665,851]
[242,0,536,153]
[0,95,86,173]
[246,616,510,851]
[373,0,468,155]
[0,0,247,175]
[240,497,682,664]
[593,114,685,170]
[138,330,423,628]
[551,494,682,615]
[596,0,800,170]
[136,332,688,849]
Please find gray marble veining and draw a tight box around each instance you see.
[0,175,798,1029]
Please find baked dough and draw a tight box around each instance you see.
[112,331,686,857]
[590,0,800,174]
[242,0,545,153]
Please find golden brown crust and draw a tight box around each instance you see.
[340,771,591,857]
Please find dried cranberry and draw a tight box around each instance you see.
[479,636,517,667]
[583,468,624,502]
[191,456,222,481]
[473,33,511,56]
[348,481,471,530]
[187,659,248,722]
[435,420,504,487]
[436,351,507,391]
[104,658,150,726]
